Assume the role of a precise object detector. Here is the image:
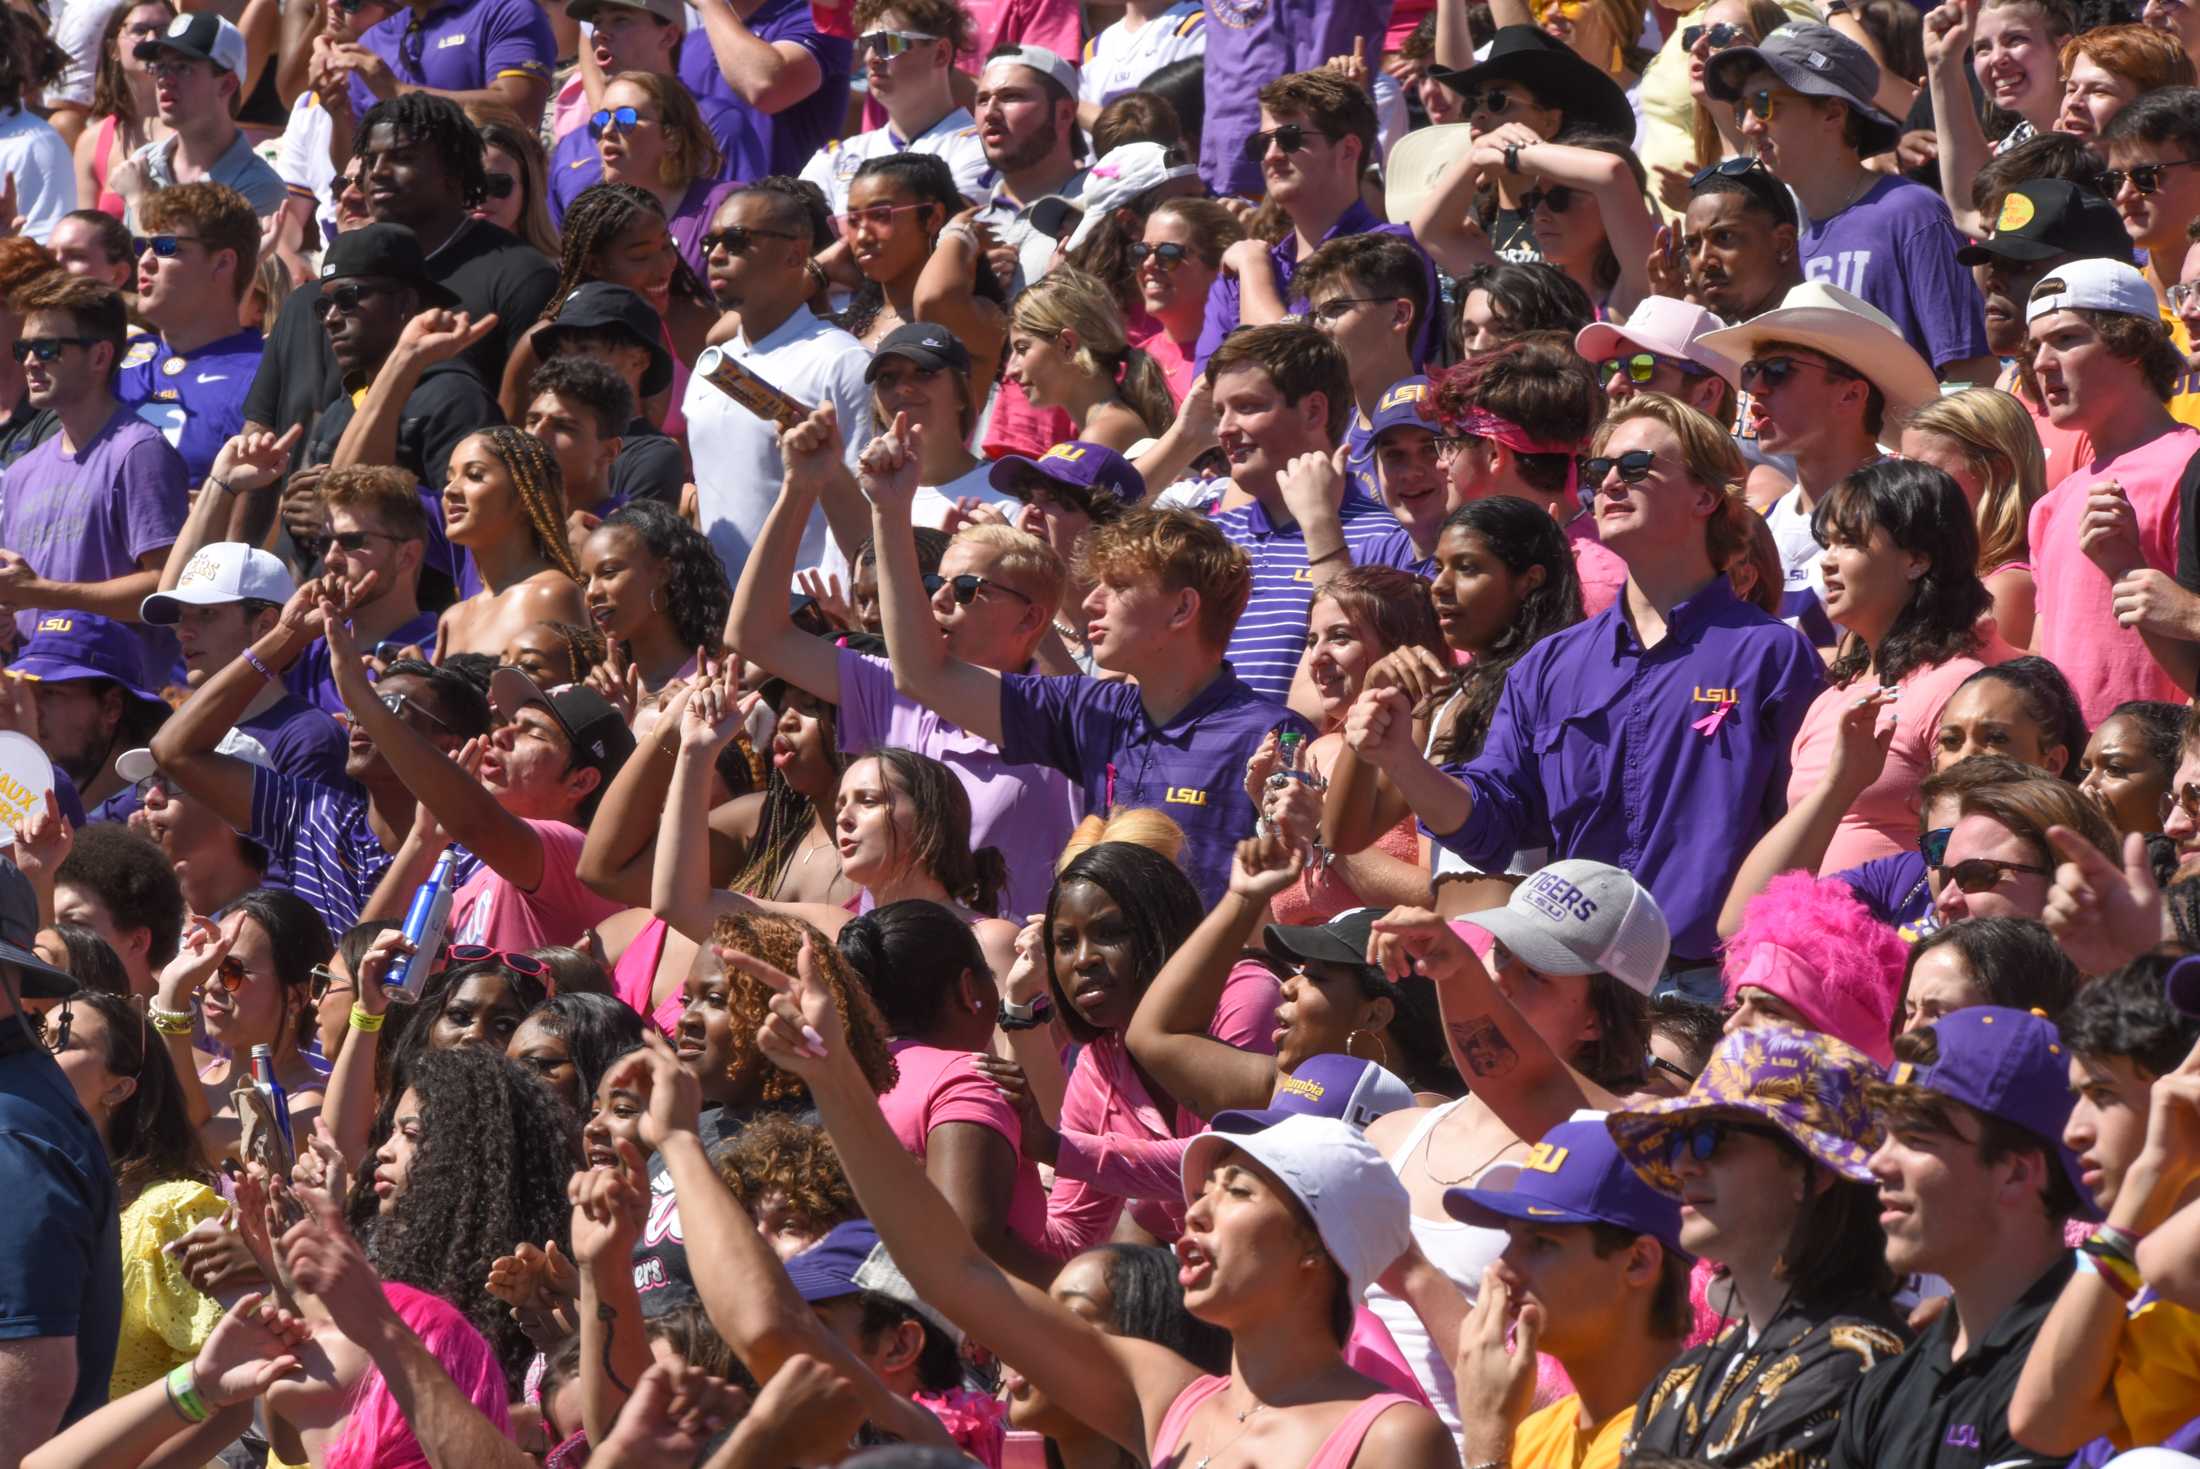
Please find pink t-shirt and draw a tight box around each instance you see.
[1566,514,1627,618]
[1132,316,1197,407]
[448,819,627,951]
[1786,653,1999,873]
[2027,425,2199,727]
[1043,958,1281,1253]
[880,1038,1050,1254]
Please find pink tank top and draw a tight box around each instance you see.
[610,915,685,1036]
[1148,1375,1417,1469]
[93,115,127,219]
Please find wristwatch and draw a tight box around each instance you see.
[997,995,1052,1031]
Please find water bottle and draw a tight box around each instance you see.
[1277,730,1311,783]
[391,850,457,1005]
[250,1043,293,1160]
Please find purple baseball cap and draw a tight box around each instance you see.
[782,1219,962,1343]
[1208,1052,1418,1133]
[987,440,1146,508]
[1888,1005,2103,1222]
[1365,376,1436,442]
[2164,955,2200,1017]
[1446,1115,1692,1261]
[9,613,163,707]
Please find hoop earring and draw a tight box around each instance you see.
[1344,1027,1392,1068]
[649,586,666,614]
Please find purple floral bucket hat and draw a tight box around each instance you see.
[1607,1026,1884,1194]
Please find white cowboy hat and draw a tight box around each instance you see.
[1696,281,1940,416]
[1384,123,1475,232]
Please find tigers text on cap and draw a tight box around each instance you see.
[2025,257,2161,323]
[982,43,1078,97]
[141,543,295,624]
[136,11,247,84]
[1364,376,1436,441]
[987,439,1146,506]
[1954,180,2135,266]
[1458,860,1670,996]
[864,322,974,381]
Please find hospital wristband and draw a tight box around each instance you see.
[349,1003,386,1033]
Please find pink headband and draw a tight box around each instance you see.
[1728,941,1895,1066]
[1451,407,1581,502]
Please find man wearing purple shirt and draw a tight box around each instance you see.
[863,419,1309,906]
[336,0,555,126]
[1198,0,1381,197]
[729,407,1080,920]
[1349,376,1447,581]
[0,274,187,687]
[680,0,851,178]
[1298,233,1428,507]
[1197,70,1436,373]
[1345,396,1824,986]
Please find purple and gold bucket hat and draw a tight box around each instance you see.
[1606,1026,1884,1194]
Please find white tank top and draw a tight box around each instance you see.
[1359,1099,1513,1433]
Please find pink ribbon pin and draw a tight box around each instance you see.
[1692,701,1735,738]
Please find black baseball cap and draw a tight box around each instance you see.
[1955,180,2137,266]
[0,856,78,1000]
[864,322,974,382]
[533,282,673,398]
[488,667,635,787]
[319,223,459,309]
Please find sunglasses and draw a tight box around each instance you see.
[17,336,93,362]
[1309,295,1392,323]
[1734,87,1787,125]
[1667,1117,1784,1167]
[1919,825,1953,868]
[1130,241,1192,268]
[132,772,179,806]
[833,202,932,236]
[311,281,394,320]
[2100,158,2200,196]
[588,106,651,138]
[2171,282,2200,313]
[2170,780,2200,823]
[448,944,551,980]
[1584,449,1658,484]
[1459,86,1521,117]
[325,528,406,553]
[1690,155,1769,190]
[481,172,517,200]
[1740,355,1861,391]
[1605,352,1707,385]
[1241,123,1335,162]
[381,688,454,732]
[924,572,1032,607]
[1681,21,1747,48]
[309,964,349,1004]
[209,955,251,994]
[142,234,201,258]
[857,28,939,59]
[1645,1050,1698,1087]
[1934,857,2050,894]
[1517,185,1577,215]
[702,223,800,257]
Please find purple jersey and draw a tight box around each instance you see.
[351,0,555,118]
[114,329,263,484]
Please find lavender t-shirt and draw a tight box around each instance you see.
[0,407,187,682]
[836,647,1079,920]
[1798,176,1987,371]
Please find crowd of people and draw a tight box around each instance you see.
[1,0,2200,1462]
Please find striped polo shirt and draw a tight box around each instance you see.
[1211,487,1398,701]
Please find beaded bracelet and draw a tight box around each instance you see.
[165,1361,210,1423]
[149,1006,194,1037]
[349,1003,387,1033]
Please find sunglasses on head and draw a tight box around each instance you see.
[588,106,648,138]
[1667,1117,1784,1167]
[924,572,1032,606]
[381,688,455,733]
[2100,158,2200,196]
[481,172,517,200]
[1585,449,1658,484]
[1919,825,1953,868]
[311,281,394,320]
[1935,856,2050,894]
[1681,20,1747,49]
[1241,123,1335,162]
[448,945,552,984]
[1517,185,1577,215]
[858,28,938,59]
[1739,355,1861,391]
[17,336,93,362]
[702,223,800,256]
[1690,155,1769,190]
[1130,241,1192,268]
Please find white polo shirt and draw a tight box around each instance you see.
[683,305,875,579]
[1079,3,1206,111]
[798,107,995,216]
[274,91,341,244]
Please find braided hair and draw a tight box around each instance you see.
[538,183,712,327]
[474,426,584,582]
[353,93,490,210]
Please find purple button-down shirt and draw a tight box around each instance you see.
[351,0,554,118]
[1194,202,1438,372]
[997,662,1312,905]
[1433,577,1824,963]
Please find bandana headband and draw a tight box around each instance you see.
[1450,407,1582,502]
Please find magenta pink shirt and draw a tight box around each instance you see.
[1786,653,1998,873]
[1043,958,1281,1252]
[1566,514,1626,618]
[448,819,627,951]
[2027,426,2198,726]
[880,1038,1050,1255]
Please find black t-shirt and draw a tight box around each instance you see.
[610,418,689,508]
[243,278,349,444]
[303,360,504,489]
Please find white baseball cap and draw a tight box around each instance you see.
[1180,1113,1411,1298]
[1461,859,1671,996]
[982,44,1078,98]
[141,543,296,625]
[2025,256,2161,324]
[1022,141,1201,254]
[116,727,273,785]
[1576,297,1742,389]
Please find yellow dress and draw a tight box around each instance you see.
[108,1177,227,1400]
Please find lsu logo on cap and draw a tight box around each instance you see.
[1997,192,2037,233]
[1523,1143,1571,1174]
[1041,444,1089,464]
[1379,382,1427,412]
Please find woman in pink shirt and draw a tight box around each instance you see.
[1131,198,1241,405]
[1785,460,2006,873]
[841,898,1059,1284]
[987,841,1280,1255]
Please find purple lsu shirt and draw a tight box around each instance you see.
[351,0,555,119]
[678,0,853,178]
[1799,175,1988,371]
